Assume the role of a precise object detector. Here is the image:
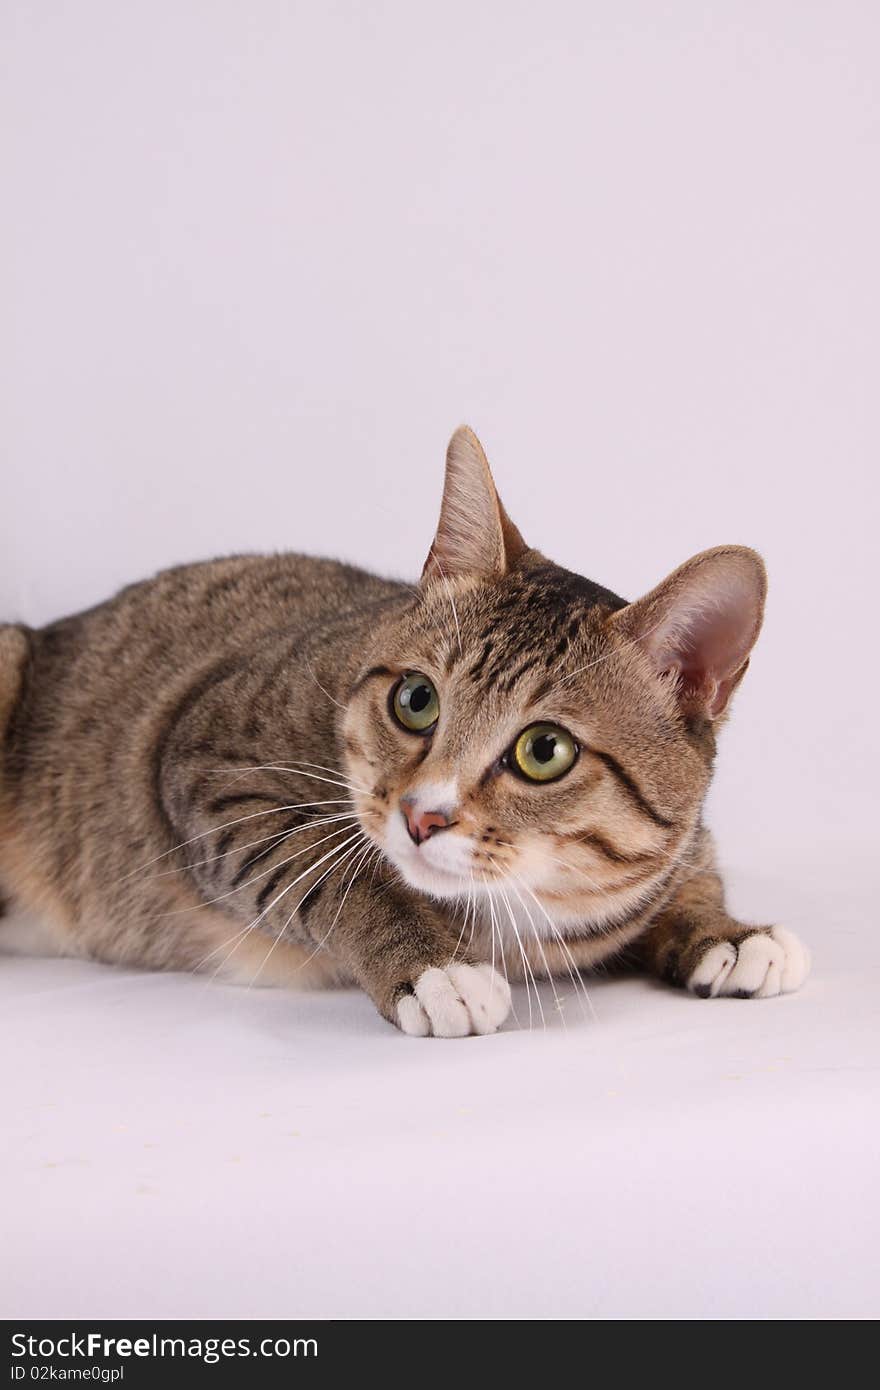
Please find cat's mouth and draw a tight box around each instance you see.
[381,807,479,900]
[393,854,465,898]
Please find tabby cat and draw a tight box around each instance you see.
[0,427,809,1035]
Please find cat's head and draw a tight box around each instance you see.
[343,427,766,929]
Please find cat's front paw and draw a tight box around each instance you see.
[395,962,512,1038]
[688,925,810,1000]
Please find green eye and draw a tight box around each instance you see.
[392,673,440,733]
[512,724,577,782]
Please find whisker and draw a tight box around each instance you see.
[199,764,370,796]
[156,822,363,918]
[304,656,346,711]
[366,843,385,891]
[484,892,519,1026]
[509,876,586,1025]
[506,879,566,1028]
[427,545,463,657]
[148,810,370,879]
[561,830,704,877]
[114,798,356,884]
[556,613,670,687]
[485,864,541,1030]
[486,890,525,1025]
[524,838,703,925]
[280,760,373,791]
[250,833,373,985]
[512,876,596,1024]
[488,877,498,1017]
[494,838,607,897]
[203,828,367,978]
[290,837,378,971]
[450,874,474,964]
[494,880,545,1030]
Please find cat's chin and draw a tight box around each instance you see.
[381,813,477,901]
[391,856,468,901]
[383,839,471,901]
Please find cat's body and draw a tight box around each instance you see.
[0,428,809,1034]
[0,553,402,985]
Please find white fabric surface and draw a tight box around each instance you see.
[2,843,877,1321]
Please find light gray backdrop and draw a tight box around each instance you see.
[3,2,877,868]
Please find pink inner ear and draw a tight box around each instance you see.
[648,560,764,718]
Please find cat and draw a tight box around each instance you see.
[0,426,809,1035]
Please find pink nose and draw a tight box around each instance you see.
[400,798,453,847]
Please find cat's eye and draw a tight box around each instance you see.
[512,724,577,782]
[391,673,440,733]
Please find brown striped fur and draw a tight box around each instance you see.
[0,427,807,1033]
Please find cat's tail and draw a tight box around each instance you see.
[0,624,30,755]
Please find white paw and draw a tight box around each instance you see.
[688,926,811,1000]
[396,962,512,1038]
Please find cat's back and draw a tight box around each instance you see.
[4,551,405,762]
[45,550,399,657]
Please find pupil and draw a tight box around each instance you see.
[409,685,430,713]
[533,734,556,763]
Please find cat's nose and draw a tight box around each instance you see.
[400,797,454,847]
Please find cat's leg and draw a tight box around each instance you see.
[160,779,510,1035]
[286,871,512,1037]
[172,797,512,1034]
[636,841,811,999]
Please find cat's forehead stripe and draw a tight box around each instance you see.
[453,585,610,692]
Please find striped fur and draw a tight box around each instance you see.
[0,427,808,1034]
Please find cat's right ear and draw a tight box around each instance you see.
[421,426,528,583]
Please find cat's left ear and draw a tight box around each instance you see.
[422,426,528,582]
[610,546,768,719]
